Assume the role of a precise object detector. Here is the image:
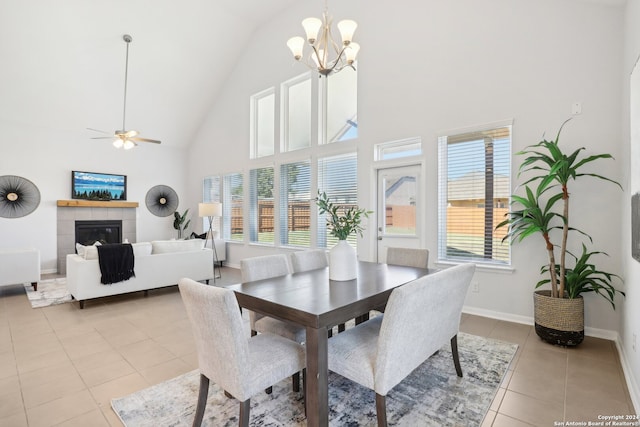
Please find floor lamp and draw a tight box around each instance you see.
[198,202,222,282]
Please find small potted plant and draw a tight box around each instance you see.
[173,209,191,239]
[496,120,624,346]
[316,190,371,280]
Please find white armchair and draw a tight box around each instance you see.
[0,248,40,290]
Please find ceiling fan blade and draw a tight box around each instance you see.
[91,136,118,140]
[130,137,162,144]
[87,127,111,135]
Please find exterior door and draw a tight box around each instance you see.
[376,165,422,262]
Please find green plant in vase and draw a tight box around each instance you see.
[173,209,191,239]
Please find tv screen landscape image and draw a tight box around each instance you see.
[72,171,127,201]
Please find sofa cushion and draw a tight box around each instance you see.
[151,239,205,254]
[132,242,152,257]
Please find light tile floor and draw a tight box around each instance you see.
[0,268,636,426]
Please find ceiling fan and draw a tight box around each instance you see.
[89,34,161,149]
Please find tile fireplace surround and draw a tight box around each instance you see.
[56,202,137,274]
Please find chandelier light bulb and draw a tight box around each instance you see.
[113,138,124,148]
[123,139,135,150]
[345,42,360,64]
[337,19,357,45]
[302,17,322,44]
[287,36,305,60]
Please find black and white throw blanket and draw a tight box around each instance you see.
[97,243,135,284]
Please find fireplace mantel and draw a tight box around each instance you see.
[57,200,139,208]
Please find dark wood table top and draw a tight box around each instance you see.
[226,261,435,329]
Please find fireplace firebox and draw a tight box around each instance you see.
[75,220,122,247]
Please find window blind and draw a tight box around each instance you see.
[317,153,358,248]
[438,124,511,264]
[223,172,243,241]
[280,161,311,247]
[202,175,221,236]
[249,166,274,244]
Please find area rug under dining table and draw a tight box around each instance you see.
[112,332,517,426]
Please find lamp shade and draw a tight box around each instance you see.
[337,19,357,45]
[199,202,222,217]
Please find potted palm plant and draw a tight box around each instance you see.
[496,120,624,346]
[316,191,371,281]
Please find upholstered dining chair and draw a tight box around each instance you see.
[386,247,429,269]
[240,253,306,393]
[290,249,328,273]
[240,254,306,343]
[178,278,306,427]
[326,263,475,427]
[290,249,345,336]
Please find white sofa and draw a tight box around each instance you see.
[0,248,40,290]
[66,240,213,308]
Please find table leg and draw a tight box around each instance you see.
[305,325,329,427]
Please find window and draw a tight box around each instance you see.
[322,67,358,144]
[317,153,358,248]
[281,74,312,152]
[250,88,275,158]
[280,161,311,247]
[249,166,275,244]
[375,137,422,161]
[437,122,511,265]
[223,173,243,241]
[202,175,221,235]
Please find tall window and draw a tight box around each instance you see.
[437,122,511,265]
[223,172,243,241]
[250,88,275,158]
[249,166,275,244]
[280,161,311,247]
[281,74,311,152]
[317,153,358,248]
[202,175,221,235]
[322,66,358,144]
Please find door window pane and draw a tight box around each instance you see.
[382,172,417,236]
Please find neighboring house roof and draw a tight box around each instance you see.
[448,171,510,201]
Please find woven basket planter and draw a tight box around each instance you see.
[533,290,584,346]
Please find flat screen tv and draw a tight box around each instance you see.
[72,171,127,201]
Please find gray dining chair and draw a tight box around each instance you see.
[178,278,306,427]
[290,249,328,273]
[386,247,429,269]
[371,247,430,315]
[240,253,306,393]
[327,263,475,427]
[290,249,345,336]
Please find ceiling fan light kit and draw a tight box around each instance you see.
[89,34,161,149]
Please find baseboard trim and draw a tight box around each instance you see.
[615,336,640,414]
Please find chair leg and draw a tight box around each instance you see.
[292,371,300,392]
[375,393,388,427]
[265,386,273,394]
[302,368,307,417]
[338,323,346,333]
[193,374,209,427]
[239,399,250,427]
[451,334,463,377]
[251,330,258,337]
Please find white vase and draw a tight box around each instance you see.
[329,240,357,281]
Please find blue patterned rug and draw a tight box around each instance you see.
[111,332,517,426]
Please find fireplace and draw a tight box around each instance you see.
[75,220,122,247]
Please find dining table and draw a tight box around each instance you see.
[225,260,434,427]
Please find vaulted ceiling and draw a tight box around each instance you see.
[0,0,297,148]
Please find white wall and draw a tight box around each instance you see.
[622,0,640,411]
[187,0,626,334]
[0,120,190,272]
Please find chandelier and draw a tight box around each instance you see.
[286,3,359,77]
